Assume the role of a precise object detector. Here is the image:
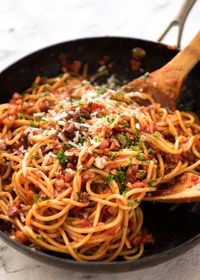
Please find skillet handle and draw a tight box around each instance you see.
[158,0,197,48]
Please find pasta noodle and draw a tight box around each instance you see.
[0,73,200,262]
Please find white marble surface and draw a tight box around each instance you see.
[0,0,200,279]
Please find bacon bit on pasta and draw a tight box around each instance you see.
[14,231,29,245]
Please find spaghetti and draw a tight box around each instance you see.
[0,73,200,262]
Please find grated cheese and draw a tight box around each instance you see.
[95,157,107,169]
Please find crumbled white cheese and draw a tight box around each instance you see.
[33,112,45,117]
[73,131,80,143]
[67,140,80,149]
[19,145,27,154]
[57,120,66,126]
[90,138,102,148]
[24,127,41,135]
[135,123,141,130]
[53,112,68,121]
[95,157,107,169]
[44,128,56,136]
[58,132,67,142]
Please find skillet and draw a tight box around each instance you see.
[0,3,200,274]
[0,36,200,272]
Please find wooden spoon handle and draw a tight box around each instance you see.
[162,31,200,82]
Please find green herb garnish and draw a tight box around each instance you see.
[106,117,114,124]
[109,152,116,160]
[147,147,152,154]
[156,172,162,178]
[29,121,38,127]
[117,134,127,147]
[40,92,50,98]
[114,170,126,194]
[136,154,145,161]
[105,174,114,183]
[19,114,25,119]
[148,178,156,186]
[36,116,48,122]
[153,133,159,138]
[121,120,129,127]
[127,199,140,207]
[116,91,125,99]
[142,72,149,79]
[96,87,107,96]
[56,151,69,165]
[35,235,44,241]
[31,155,37,160]
[33,194,43,204]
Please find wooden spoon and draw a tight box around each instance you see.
[144,173,200,203]
[122,31,200,110]
[122,33,200,203]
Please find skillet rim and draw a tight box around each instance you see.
[0,35,199,272]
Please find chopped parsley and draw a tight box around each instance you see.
[127,199,140,207]
[114,170,126,194]
[65,143,73,149]
[96,87,107,96]
[19,113,25,119]
[35,235,45,241]
[133,128,139,137]
[85,137,91,143]
[59,104,64,109]
[105,174,114,183]
[33,194,43,204]
[106,117,114,124]
[121,120,129,127]
[116,91,125,99]
[136,154,145,162]
[93,136,102,143]
[153,133,159,138]
[40,92,50,98]
[29,120,38,127]
[117,134,127,147]
[76,114,85,123]
[76,191,81,197]
[121,190,127,196]
[78,100,83,107]
[36,116,48,122]
[156,172,162,178]
[31,155,37,160]
[56,151,69,165]
[109,152,116,160]
[148,178,156,186]
[147,147,153,154]
[142,72,149,79]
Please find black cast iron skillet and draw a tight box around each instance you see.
[0,36,200,273]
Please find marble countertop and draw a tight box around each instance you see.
[0,0,200,279]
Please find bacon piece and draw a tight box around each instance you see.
[79,192,89,203]
[8,205,20,217]
[105,228,115,235]
[142,228,154,244]
[14,231,29,244]
[131,181,145,189]
[99,139,110,149]
[79,219,91,228]
[26,190,35,205]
